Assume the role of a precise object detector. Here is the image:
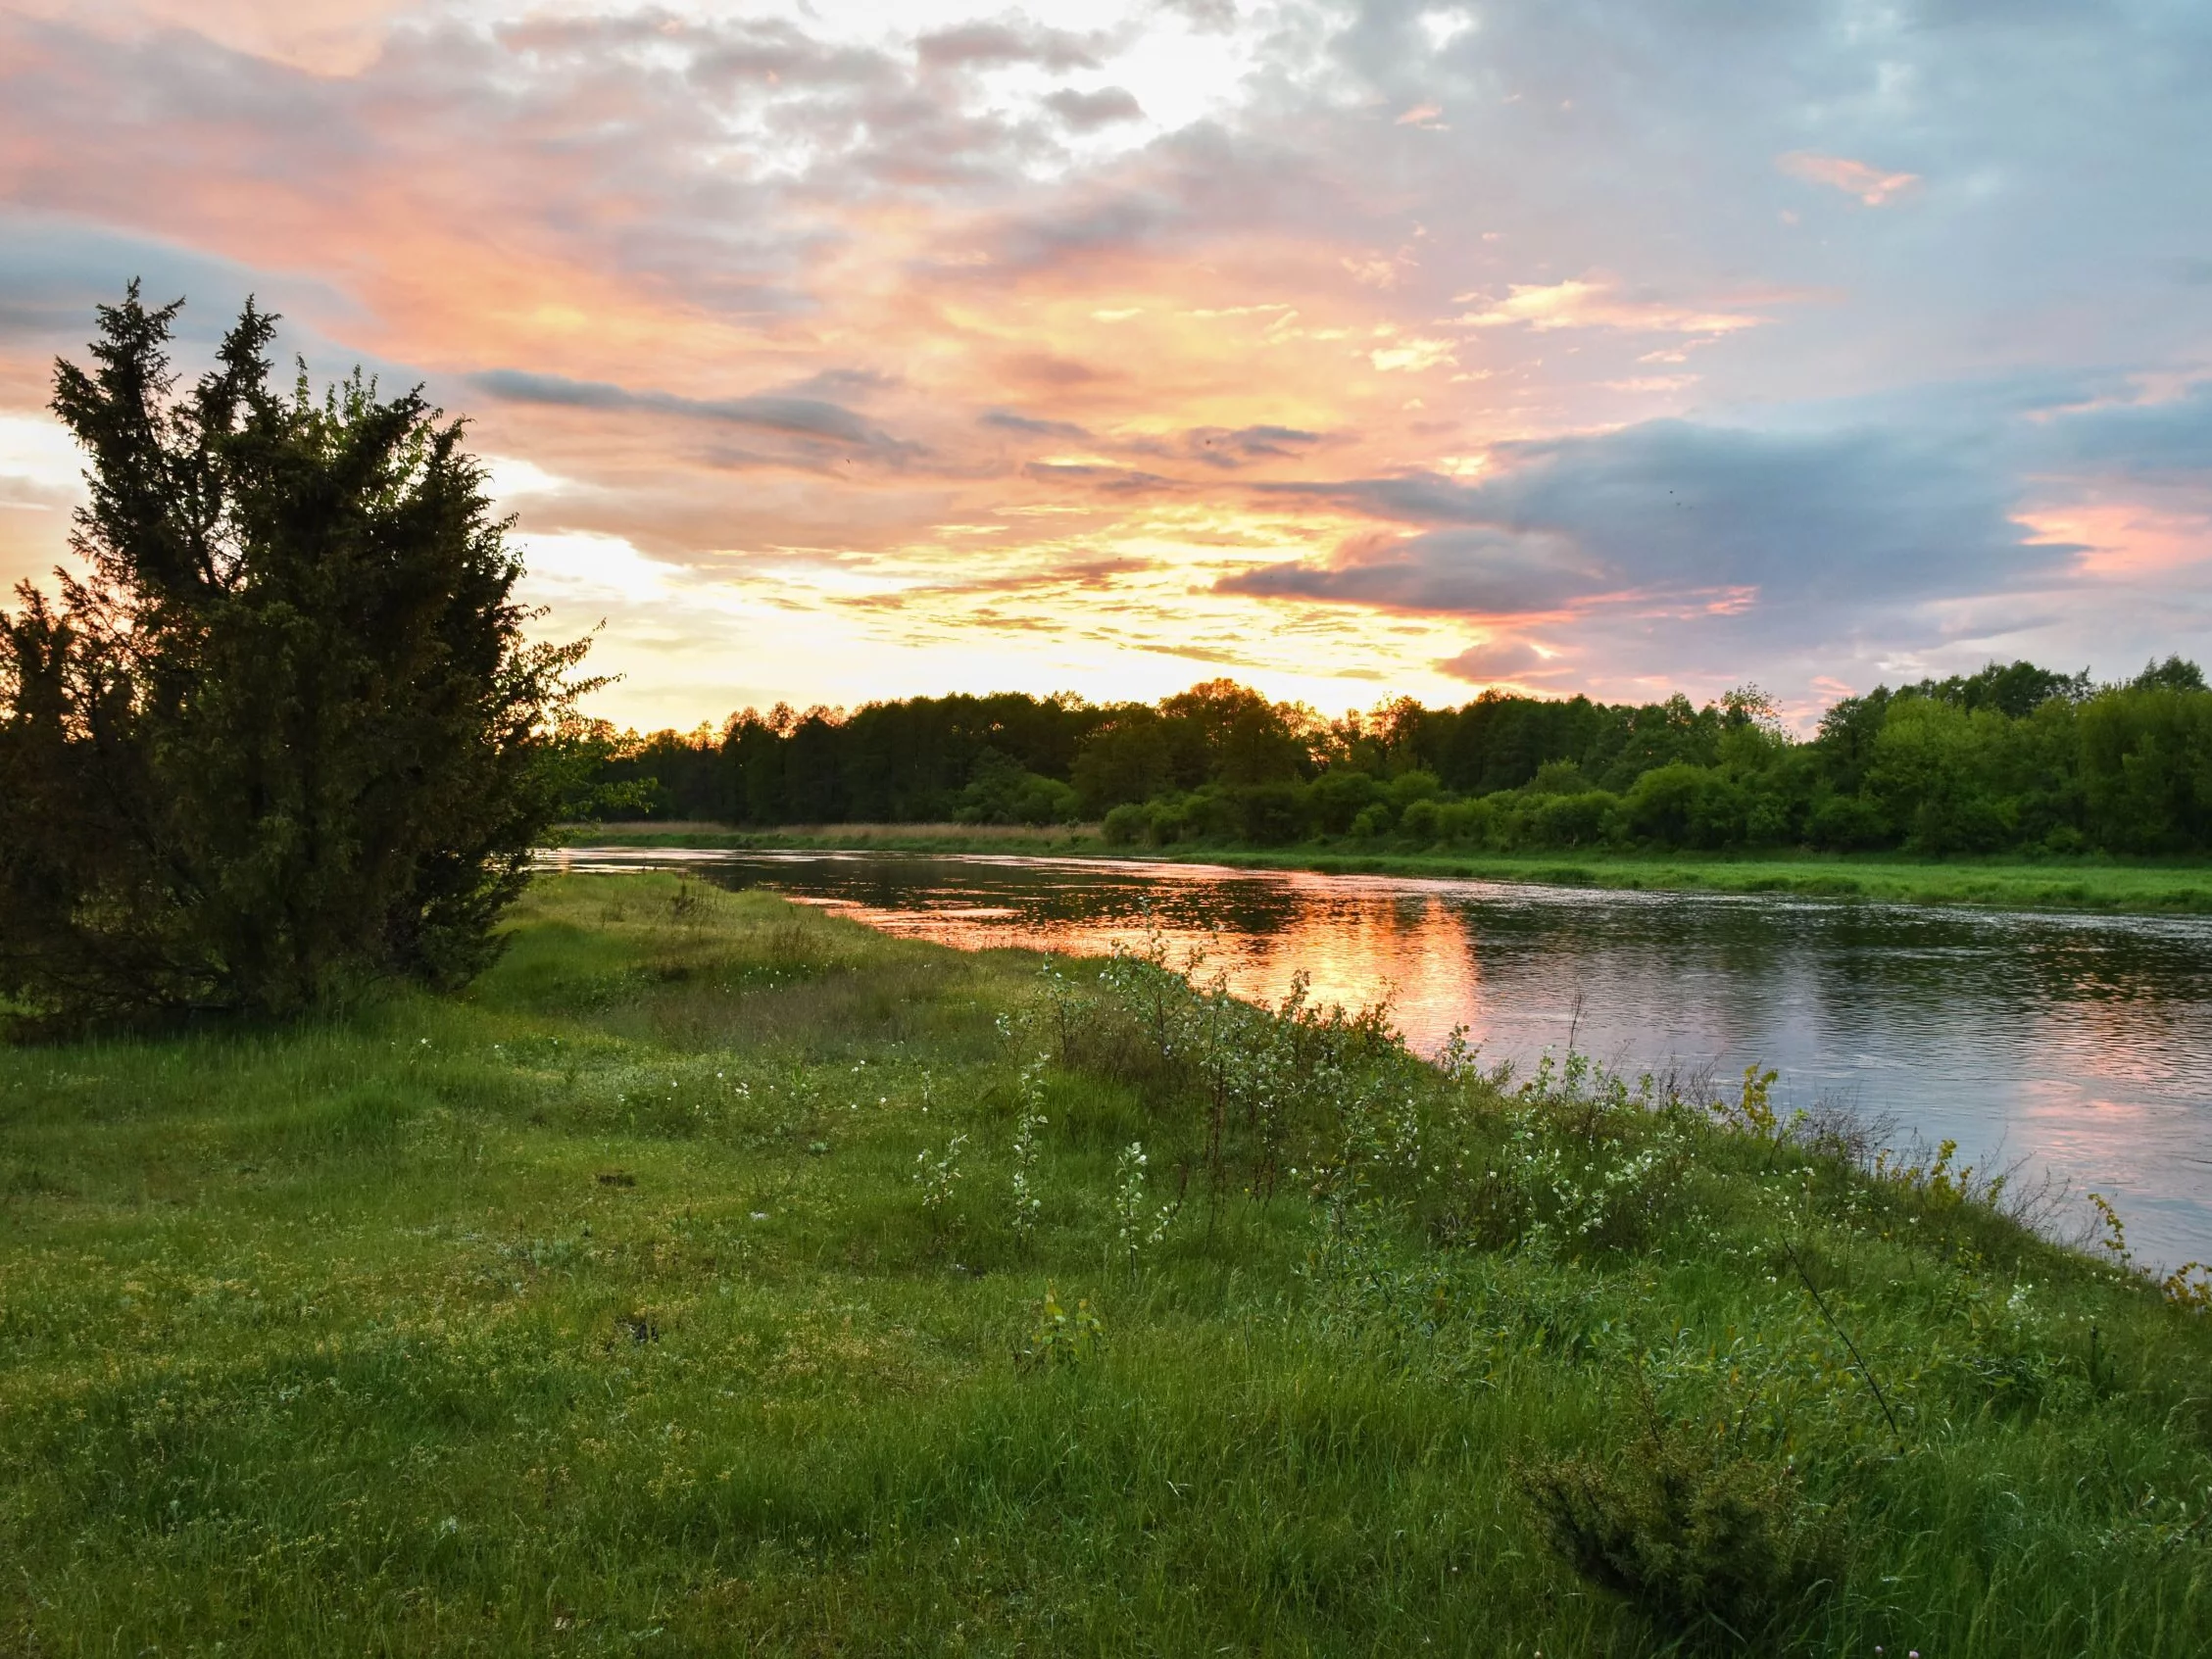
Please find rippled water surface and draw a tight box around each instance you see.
[549,848,2212,1267]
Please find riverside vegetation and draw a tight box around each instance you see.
[550,820,2212,915]
[555,661,2212,863]
[5,871,2210,1654]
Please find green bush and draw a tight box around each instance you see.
[1101,803,1149,845]
[1520,1427,1836,1645]
[0,287,588,1028]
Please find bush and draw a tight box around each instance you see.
[1101,803,1149,846]
[1436,797,1495,847]
[1229,780,1308,844]
[1531,789,1620,850]
[0,287,588,1027]
[1350,803,1394,840]
[1387,768,1443,807]
[1307,767,1381,834]
[1805,792,1889,852]
[1520,1427,1835,1644]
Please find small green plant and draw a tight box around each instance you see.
[914,1133,967,1236]
[1009,1057,1048,1247]
[2089,1191,2134,1268]
[1714,1064,1783,1139]
[1110,1140,1175,1273]
[2089,1193,2210,1310]
[2163,1261,2212,1311]
[1015,1284,1103,1372]
[1519,1417,1836,1645]
[667,875,710,925]
[1875,1137,2004,1210]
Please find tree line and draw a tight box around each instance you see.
[562,658,2212,856]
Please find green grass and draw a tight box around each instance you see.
[550,824,2212,914]
[3,873,2209,1654]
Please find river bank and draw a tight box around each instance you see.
[550,821,2212,914]
[3,871,2207,1653]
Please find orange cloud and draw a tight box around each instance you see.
[1777,151,1920,206]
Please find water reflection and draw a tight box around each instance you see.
[546,848,2212,1268]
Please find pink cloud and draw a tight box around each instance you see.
[1777,151,1920,207]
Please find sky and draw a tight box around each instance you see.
[0,0,2207,730]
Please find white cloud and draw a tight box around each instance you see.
[1448,279,1763,336]
[0,412,85,497]
[511,531,685,606]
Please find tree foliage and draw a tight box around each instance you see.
[0,286,590,1028]
[570,657,2212,859]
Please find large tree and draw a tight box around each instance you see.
[0,285,590,1028]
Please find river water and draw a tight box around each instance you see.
[547,848,2212,1269]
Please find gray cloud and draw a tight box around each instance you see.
[1045,87,1145,129]
[915,22,1102,73]
[470,368,919,460]
[1226,415,2076,642]
[1435,639,1573,684]
[1224,525,1596,612]
[982,413,1323,468]
[1180,424,1324,466]
[2035,383,2212,483]
[776,367,902,401]
[1023,460,1172,494]
[982,409,1093,439]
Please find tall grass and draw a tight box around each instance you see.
[1,872,2207,1653]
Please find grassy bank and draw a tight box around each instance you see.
[552,821,2212,914]
[4,873,2210,1654]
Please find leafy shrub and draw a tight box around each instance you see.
[0,287,588,1028]
[1806,792,1889,851]
[1520,1423,1836,1644]
[1014,1285,1103,1371]
[1435,1051,1697,1256]
[1531,789,1620,849]
[1100,803,1149,846]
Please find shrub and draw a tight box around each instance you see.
[1520,1424,1835,1644]
[1399,798,1444,842]
[1532,789,1620,850]
[1308,767,1383,834]
[0,287,589,1028]
[1625,763,1743,849]
[1101,803,1149,846]
[1805,792,1889,852]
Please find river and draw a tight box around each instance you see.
[547,848,2212,1270]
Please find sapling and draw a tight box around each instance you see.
[914,1133,967,1237]
[1110,1141,1175,1274]
[1009,1056,1048,1247]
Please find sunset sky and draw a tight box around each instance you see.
[1,0,2207,729]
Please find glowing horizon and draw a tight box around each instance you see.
[2,0,2208,730]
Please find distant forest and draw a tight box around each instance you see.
[556,658,2212,856]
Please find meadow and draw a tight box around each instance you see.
[3,872,2210,1654]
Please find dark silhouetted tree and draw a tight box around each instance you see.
[0,285,591,1029]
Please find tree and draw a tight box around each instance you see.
[0,285,591,1028]
[1071,708,1175,815]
